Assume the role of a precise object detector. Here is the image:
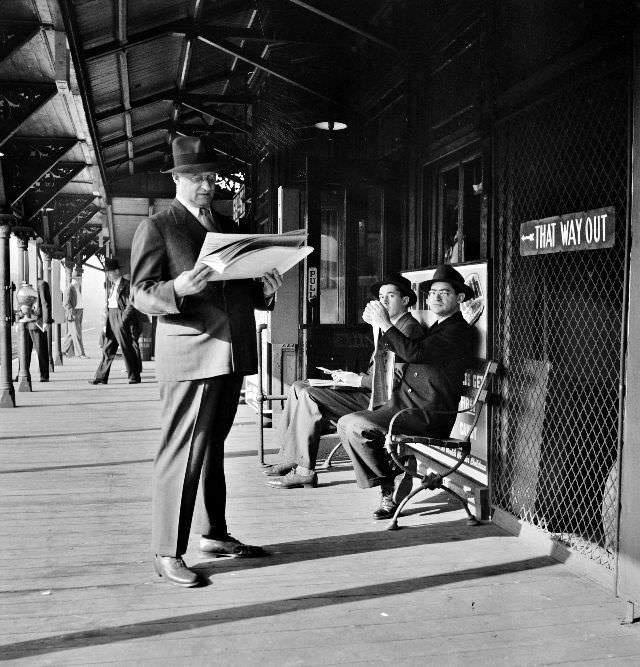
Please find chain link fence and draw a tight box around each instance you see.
[492,68,629,569]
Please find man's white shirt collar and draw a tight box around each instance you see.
[177,195,204,221]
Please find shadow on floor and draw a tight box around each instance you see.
[0,555,556,660]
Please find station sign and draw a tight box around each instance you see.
[519,206,615,256]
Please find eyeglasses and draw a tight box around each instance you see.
[428,289,453,298]
[186,174,217,185]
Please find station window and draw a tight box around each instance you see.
[319,186,346,323]
[430,155,484,264]
[356,187,383,313]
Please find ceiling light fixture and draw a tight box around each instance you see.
[314,120,347,131]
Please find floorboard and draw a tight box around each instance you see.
[0,346,638,665]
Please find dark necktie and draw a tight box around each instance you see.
[198,208,220,232]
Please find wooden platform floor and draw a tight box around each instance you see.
[2,350,640,666]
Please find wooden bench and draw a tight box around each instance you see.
[383,360,499,530]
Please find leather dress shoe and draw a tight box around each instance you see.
[200,533,267,558]
[88,379,107,385]
[263,463,294,476]
[373,492,398,520]
[266,469,317,489]
[153,555,203,587]
[128,378,141,384]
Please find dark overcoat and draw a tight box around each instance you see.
[381,310,475,434]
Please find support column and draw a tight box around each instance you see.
[41,250,54,372]
[0,221,15,407]
[15,233,32,392]
[617,0,640,618]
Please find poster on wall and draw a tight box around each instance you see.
[402,262,489,483]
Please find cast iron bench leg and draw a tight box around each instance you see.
[319,441,344,469]
[386,485,425,531]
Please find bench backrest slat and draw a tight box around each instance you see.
[464,360,499,437]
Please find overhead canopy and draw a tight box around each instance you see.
[0,0,408,263]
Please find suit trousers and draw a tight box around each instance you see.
[94,309,140,382]
[62,309,85,357]
[25,324,49,380]
[153,373,244,556]
[337,407,433,489]
[276,380,370,469]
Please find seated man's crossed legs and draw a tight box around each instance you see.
[337,408,435,520]
[265,380,370,489]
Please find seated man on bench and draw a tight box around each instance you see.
[264,274,424,489]
[338,264,475,520]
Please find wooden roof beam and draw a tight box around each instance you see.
[94,70,233,122]
[102,116,241,151]
[101,120,170,149]
[84,21,337,61]
[180,96,252,133]
[104,143,166,168]
[83,19,190,60]
[196,33,338,104]
[169,0,206,148]
[115,0,134,175]
[59,0,111,199]
[287,0,402,53]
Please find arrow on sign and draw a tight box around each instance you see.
[521,233,534,242]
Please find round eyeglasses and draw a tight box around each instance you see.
[187,174,217,185]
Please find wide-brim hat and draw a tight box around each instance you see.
[421,264,475,302]
[161,136,227,174]
[104,257,120,271]
[370,273,417,307]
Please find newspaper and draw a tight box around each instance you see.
[197,228,313,281]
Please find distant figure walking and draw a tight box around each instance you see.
[89,258,141,385]
[62,271,87,358]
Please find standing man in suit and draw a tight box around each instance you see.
[130,136,283,588]
[265,274,425,489]
[338,264,475,519]
[89,258,141,385]
[62,271,87,358]
[18,276,53,383]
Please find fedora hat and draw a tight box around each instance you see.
[370,273,417,307]
[104,257,120,272]
[421,264,474,302]
[161,136,225,174]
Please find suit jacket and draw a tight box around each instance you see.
[107,277,137,326]
[381,310,475,435]
[130,200,273,382]
[63,282,78,319]
[37,280,52,325]
[26,280,52,332]
[359,311,425,392]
